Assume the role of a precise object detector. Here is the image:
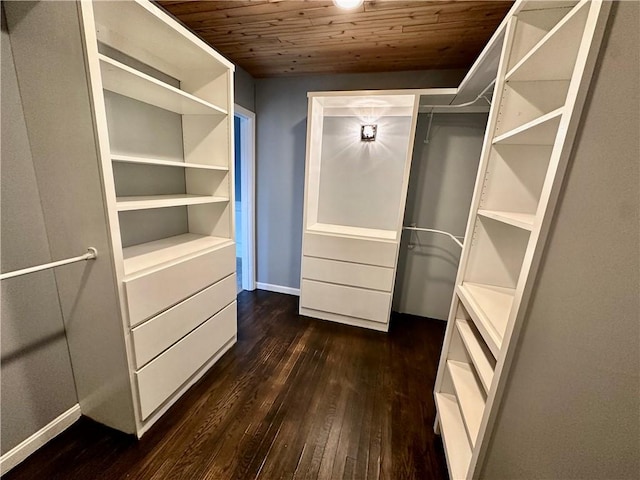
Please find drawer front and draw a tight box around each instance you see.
[303,233,397,268]
[131,274,236,369]
[300,279,391,324]
[302,256,394,292]
[125,244,235,326]
[136,301,237,420]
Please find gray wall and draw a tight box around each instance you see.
[317,115,413,231]
[481,2,639,478]
[255,69,466,289]
[0,10,78,454]
[234,65,255,112]
[394,113,487,320]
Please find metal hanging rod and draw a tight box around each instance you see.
[0,248,98,281]
[403,226,464,249]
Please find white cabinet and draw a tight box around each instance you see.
[433,1,610,477]
[299,92,419,331]
[5,0,237,437]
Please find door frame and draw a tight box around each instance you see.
[234,104,256,291]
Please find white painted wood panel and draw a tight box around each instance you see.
[131,274,236,368]
[99,55,227,115]
[300,279,391,324]
[303,232,397,268]
[435,393,472,480]
[116,194,228,211]
[447,361,486,447]
[136,302,237,420]
[125,243,235,326]
[301,256,394,292]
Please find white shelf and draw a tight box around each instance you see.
[477,209,535,231]
[307,223,397,241]
[506,0,589,81]
[116,194,228,211]
[447,361,485,447]
[123,233,233,277]
[457,283,515,356]
[456,320,495,392]
[99,55,227,116]
[493,107,563,145]
[435,393,472,480]
[92,0,233,79]
[112,154,228,171]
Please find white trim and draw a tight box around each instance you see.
[234,104,256,292]
[0,404,81,475]
[256,282,300,296]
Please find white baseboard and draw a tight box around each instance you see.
[256,282,300,296]
[0,404,81,475]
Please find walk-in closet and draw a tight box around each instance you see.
[1,1,637,479]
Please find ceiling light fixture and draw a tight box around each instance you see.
[333,0,364,10]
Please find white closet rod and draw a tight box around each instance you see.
[0,248,98,280]
[403,227,464,249]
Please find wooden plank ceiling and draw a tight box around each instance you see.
[157,1,513,78]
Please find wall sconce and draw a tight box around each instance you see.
[361,124,377,141]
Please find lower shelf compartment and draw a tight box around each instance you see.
[435,392,472,480]
[457,282,515,356]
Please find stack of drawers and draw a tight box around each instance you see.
[300,232,397,330]
[125,244,237,419]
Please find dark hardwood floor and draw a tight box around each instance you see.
[4,290,448,480]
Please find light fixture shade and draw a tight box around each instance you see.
[333,0,364,10]
[361,124,377,141]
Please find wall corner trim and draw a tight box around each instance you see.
[0,404,81,475]
[256,282,301,296]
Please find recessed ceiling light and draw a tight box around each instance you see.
[333,0,364,10]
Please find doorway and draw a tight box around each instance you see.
[234,104,256,293]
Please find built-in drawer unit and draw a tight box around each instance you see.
[300,279,392,324]
[136,301,237,420]
[303,232,397,268]
[302,256,394,292]
[131,274,236,368]
[124,243,235,326]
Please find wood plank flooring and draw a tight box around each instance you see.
[4,290,448,480]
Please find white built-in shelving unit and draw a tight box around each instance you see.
[82,0,237,434]
[433,0,610,477]
[299,92,420,331]
[5,0,237,438]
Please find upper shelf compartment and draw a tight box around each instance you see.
[507,2,578,71]
[99,55,227,116]
[91,0,233,107]
[507,0,590,81]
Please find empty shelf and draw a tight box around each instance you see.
[307,223,397,241]
[457,283,515,356]
[123,233,233,277]
[112,154,228,171]
[99,55,227,115]
[447,361,486,447]
[116,194,228,211]
[477,210,535,231]
[507,0,590,82]
[435,393,472,480]
[493,107,563,145]
[456,319,495,392]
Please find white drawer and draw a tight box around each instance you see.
[136,301,237,420]
[302,256,394,292]
[125,244,235,326]
[131,274,236,369]
[300,279,391,324]
[303,232,397,267]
